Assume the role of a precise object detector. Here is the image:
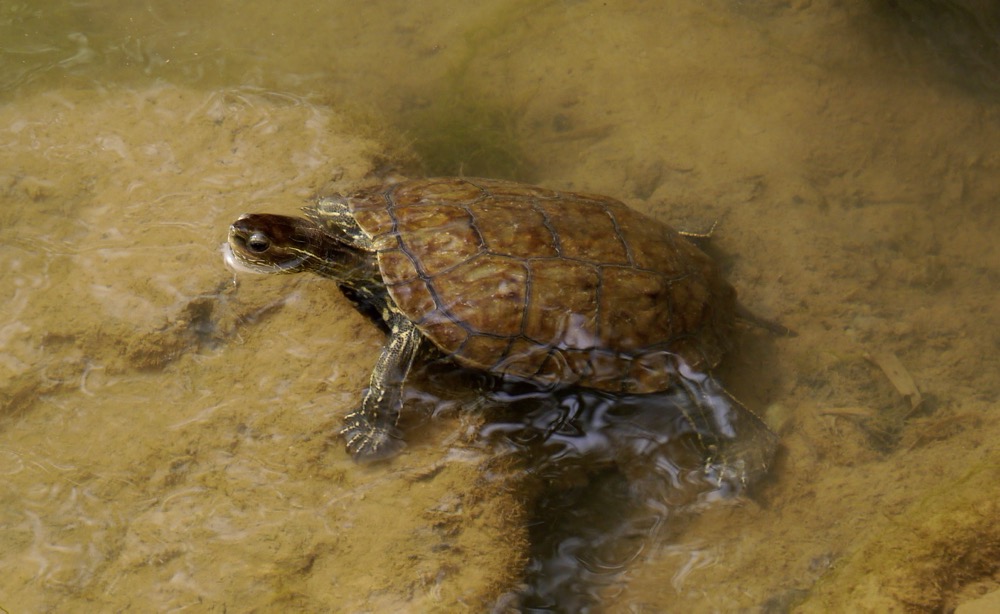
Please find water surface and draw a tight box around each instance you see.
[2,1,999,611]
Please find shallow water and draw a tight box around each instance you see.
[2,1,1000,611]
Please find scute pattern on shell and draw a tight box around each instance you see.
[347,177,736,394]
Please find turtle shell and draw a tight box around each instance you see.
[342,177,736,394]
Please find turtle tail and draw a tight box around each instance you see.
[735,303,797,337]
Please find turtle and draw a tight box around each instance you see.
[224,177,786,460]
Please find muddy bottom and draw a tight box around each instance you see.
[2,0,1000,611]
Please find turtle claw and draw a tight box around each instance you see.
[341,413,405,461]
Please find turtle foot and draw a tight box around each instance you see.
[341,413,405,461]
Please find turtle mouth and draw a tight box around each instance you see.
[222,239,310,274]
[222,241,275,274]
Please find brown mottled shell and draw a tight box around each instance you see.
[346,177,736,394]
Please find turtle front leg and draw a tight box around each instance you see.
[341,315,422,460]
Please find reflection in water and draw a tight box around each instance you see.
[874,0,1000,96]
[475,369,778,611]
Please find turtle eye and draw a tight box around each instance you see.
[247,232,271,253]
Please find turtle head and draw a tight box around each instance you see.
[225,212,378,285]
[225,213,322,274]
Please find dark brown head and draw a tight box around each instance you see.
[225,213,378,283]
[225,213,322,274]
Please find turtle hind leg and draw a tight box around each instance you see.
[341,315,422,461]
